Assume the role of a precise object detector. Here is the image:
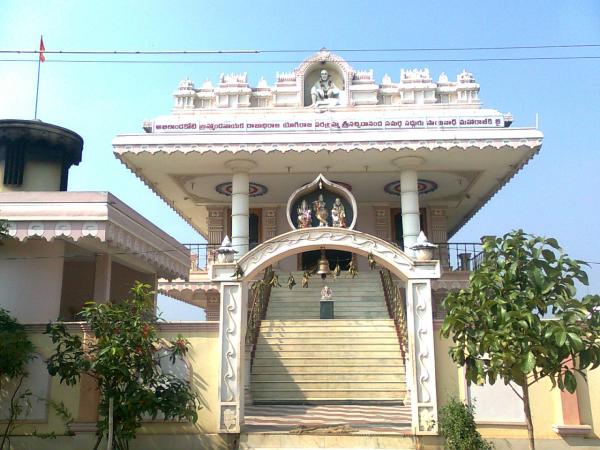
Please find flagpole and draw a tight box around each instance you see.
[34,56,41,120]
[34,35,44,120]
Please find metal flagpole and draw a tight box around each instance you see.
[34,35,44,120]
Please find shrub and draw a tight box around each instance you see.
[438,397,493,450]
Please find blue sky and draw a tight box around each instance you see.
[1,1,600,317]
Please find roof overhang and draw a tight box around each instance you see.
[0,191,190,279]
[113,127,543,239]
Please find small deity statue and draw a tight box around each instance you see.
[331,197,347,228]
[312,194,329,227]
[320,285,332,301]
[311,69,340,105]
[297,199,312,228]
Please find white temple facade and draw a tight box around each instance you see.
[112,50,545,440]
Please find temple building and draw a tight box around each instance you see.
[2,50,599,449]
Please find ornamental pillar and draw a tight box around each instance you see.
[217,281,247,433]
[206,207,227,245]
[394,156,424,256]
[406,278,438,434]
[226,160,256,257]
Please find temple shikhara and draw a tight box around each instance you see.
[2,50,599,449]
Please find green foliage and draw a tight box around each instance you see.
[438,398,493,450]
[0,309,35,379]
[441,230,600,392]
[441,230,600,450]
[46,282,199,450]
[0,308,36,450]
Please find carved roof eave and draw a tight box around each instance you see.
[448,143,541,238]
[3,222,189,280]
[1,193,190,280]
[158,281,220,307]
[114,138,542,156]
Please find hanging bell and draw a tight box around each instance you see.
[316,248,330,279]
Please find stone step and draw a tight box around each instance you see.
[258,327,396,335]
[252,389,406,400]
[251,373,405,382]
[260,319,393,326]
[252,380,406,391]
[266,312,389,319]
[272,285,384,293]
[267,303,387,310]
[258,336,399,344]
[255,343,402,352]
[239,433,415,450]
[260,319,394,333]
[253,349,402,358]
[251,364,405,374]
[272,289,384,296]
[260,327,396,339]
[270,296,386,302]
[252,357,403,366]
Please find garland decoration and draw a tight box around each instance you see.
[232,263,244,280]
[287,273,296,290]
[347,260,359,279]
[368,252,377,270]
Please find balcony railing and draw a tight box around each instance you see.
[184,243,219,271]
[433,242,483,271]
[184,241,484,272]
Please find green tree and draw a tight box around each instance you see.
[46,282,199,450]
[441,230,600,450]
[0,308,35,449]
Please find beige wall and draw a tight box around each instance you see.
[9,325,600,449]
[434,328,600,445]
[0,239,65,322]
[578,365,600,439]
[10,327,230,450]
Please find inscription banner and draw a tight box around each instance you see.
[150,114,505,133]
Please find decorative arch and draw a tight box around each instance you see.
[217,227,440,436]
[295,49,355,79]
[294,49,355,107]
[237,227,435,282]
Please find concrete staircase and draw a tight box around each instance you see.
[265,272,389,320]
[251,272,407,404]
[239,433,417,450]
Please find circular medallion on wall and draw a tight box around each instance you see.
[215,182,268,197]
[384,179,438,196]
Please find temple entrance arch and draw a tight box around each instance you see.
[238,227,428,282]
[216,227,440,436]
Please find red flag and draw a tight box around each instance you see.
[39,36,45,62]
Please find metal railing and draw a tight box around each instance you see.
[432,242,483,271]
[183,243,219,272]
[380,268,408,362]
[183,241,484,273]
[245,267,275,366]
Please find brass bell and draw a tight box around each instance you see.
[316,248,330,279]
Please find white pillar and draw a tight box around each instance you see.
[394,156,424,257]
[232,171,249,256]
[226,160,256,257]
[93,253,112,302]
[400,168,420,254]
